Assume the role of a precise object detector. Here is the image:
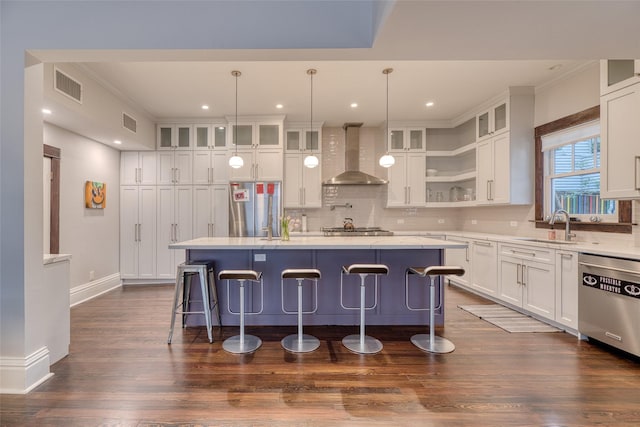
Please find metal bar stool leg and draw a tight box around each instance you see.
[342,271,383,354]
[198,266,213,343]
[410,275,455,354]
[168,268,184,344]
[221,270,263,354]
[281,269,320,353]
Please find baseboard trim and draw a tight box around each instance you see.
[0,346,52,394]
[70,273,121,307]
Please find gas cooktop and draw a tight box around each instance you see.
[320,227,394,237]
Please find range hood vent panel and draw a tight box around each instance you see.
[323,123,388,185]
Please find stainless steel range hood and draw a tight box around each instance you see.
[323,123,388,185]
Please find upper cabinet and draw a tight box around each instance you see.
[285,123,323,153]
[600,59,640,96]
[476,99,509,141]
[228,116,285,181]
[157,124,193,150]
[600,81,640,199]
[475,87,534,205]
[194,124,228,150]
[230,118,283,150]
[121,151,157,186]
[387,127,425,152]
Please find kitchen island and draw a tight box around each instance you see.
[169,235,466,326]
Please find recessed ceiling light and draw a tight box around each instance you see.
[425,101,435,107]
[201,105,209,110]
[350,103,358,108]
[114,140,122,145]
[276,104,284,109]
[42,108,52,115]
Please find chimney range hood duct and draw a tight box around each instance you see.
[323,123,388,185]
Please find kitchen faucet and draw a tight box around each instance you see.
[549,209,576,241]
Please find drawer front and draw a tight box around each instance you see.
[499,243,554,263]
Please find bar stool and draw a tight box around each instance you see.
[340,263,389,354]
[280,268,321,353]
[168,260,221,344]
[218,269,263,354]
[405,265,465,354]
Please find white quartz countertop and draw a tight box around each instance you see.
[169,235,466,250]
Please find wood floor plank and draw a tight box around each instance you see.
[2,283,639,426]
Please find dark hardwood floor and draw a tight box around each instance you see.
[2,283,639,426]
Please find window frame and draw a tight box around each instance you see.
[534,105,632,234]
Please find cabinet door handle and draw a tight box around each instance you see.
[512,249,536,257]
[486,181,491,200]
[407,186,411,205]
[474,240,493,247]
[635,156,640,190]
[516,263,521,284]
[137,223,141,242]
[522,265,527,286]
[465,246,469,262]
[136,168,141,183]
[560,253,573,259]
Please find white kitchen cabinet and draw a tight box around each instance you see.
[475,88,533,206]
[157,124,193,150]
[229,117,284,181]
[228,150,283,181]
[285,125,322,153]
[386,152,426,207]
[120,151,156,185]
[157,151,193,185]
[387,127,425,153]
[600,82,640,199]
[194,124,227,150]
[193,185,229,238]
[600,59,640,96]
[476,132,509,204]
[498,243,555,320]
[193,150,229,185]
[156,185,193,279]
[445,236,471,288]
[120,186,156,280]
[470,239,498,296]
[555,250,578,329]
[284,153,322,208]
[476,99,509,141]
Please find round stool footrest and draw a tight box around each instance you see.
[410,334,455,354]
[408,266,465,277]
[342,264,389,275]
[281,334,320,353]
[282,268,321,280]
[342,334,383,354]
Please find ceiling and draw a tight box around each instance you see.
[38,1,640,143]
[79,60,589,127]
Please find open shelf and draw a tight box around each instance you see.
[426,170,476,183]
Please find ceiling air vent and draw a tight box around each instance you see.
[54,67,82,104]
[122,113,137,133]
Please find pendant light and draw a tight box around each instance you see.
[379,68,396,168]
[303,68,319,169]
[228,70,244,169]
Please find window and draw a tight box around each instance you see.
[542,122,616,221]
[534,106,631,234]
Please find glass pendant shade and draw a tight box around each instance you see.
[228,154,244,169]
[379,153,395,168]
[303,154,319,168]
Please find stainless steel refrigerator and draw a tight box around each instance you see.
[229,181,282,237]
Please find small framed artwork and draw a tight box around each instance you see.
[85,181,106,209]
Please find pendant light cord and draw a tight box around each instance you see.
[234,71,238,156]
[386,70,389,153]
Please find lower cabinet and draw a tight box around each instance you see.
[498,243,555,320]
[156,186,193,279]
[555,250,578,329]
[445,236,472,287]
[470,240,498,296]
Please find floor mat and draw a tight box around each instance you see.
[458,304,561,333]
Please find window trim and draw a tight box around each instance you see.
[534,105,632,234]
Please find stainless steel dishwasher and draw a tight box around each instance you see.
[578,253,640,357]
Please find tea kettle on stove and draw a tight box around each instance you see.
[343,218,355,231]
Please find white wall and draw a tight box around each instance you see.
[44,124,121,291]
